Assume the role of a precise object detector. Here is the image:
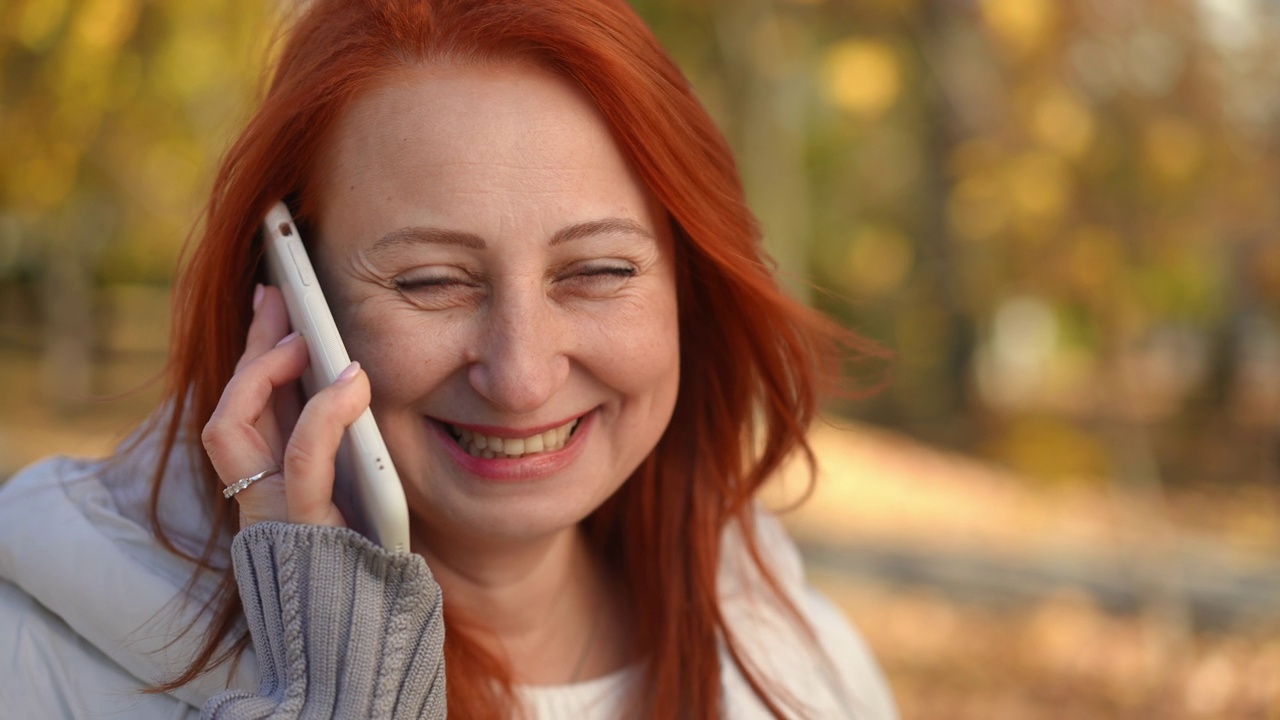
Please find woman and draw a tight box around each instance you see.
[0,0,896,718]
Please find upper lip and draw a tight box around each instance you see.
[433,412,587,438]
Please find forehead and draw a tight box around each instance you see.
[317,62,644,206]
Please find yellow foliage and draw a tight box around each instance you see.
[16,143,78,210]
[947,137,1002,179]
[1257,243,1280,299]
[1068,225,1125,297]
[980,0,1058,55]
[948,169,1009,242]
[947,144,1075,242]
[11,0,70,51]
[158,25,228,98]
[988,415,1108,483]
[143,142,203,211]
[895,302,951,368]
[822,39,902,119]
[72,0,139,51]
[1032,86,1096,160]
[751,15,808,78]
[1143,116,1203,184]
[1007,150,1072,223]
[844,224,914,299]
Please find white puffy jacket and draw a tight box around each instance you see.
[0,429,897,719]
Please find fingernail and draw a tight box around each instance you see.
[252,283,265,311]
[274,330,300,348]
[336,361,361,383]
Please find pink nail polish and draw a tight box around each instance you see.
[252,283,265,311]
[274,330,300,348]
[336,361,361,382]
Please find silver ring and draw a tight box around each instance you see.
[223,467,281,499]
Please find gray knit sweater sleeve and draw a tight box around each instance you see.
[200,522,446,719]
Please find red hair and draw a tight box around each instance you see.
[148,0,883,717]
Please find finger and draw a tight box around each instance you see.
[282,361,371,527]
[235,285,293,374]
[203,333,310,497]
[245,287,303,447]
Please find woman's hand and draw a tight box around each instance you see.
[201,283,371,529]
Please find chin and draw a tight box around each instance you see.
[402,464,622,550]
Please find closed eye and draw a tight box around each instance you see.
[394,276,472,290]
[555,262,638,283]
[579,266,636,279]
[392,271,485,309]
[553,262,638,298]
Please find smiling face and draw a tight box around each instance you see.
[310,63,680,554]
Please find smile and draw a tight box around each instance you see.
[445,418,582,459]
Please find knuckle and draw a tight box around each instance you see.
[283,436,319,477]
[282,403,344,481]
[201,417,231,455]
[326,378,372,419]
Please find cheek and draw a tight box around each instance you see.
[338,306,467,407]
[591,294,681,410]
[591,302,680,480]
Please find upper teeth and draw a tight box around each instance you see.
[450,418,580,459]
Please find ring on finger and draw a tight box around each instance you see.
[223,467,281,500]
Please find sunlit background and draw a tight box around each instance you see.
[3,0,1279,717]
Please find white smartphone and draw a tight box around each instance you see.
[260,200,411,553]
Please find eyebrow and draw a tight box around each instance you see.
[369,217,654,254]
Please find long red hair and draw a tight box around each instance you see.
[148,0,882,717]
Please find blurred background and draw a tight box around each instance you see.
[2,0,1279,717]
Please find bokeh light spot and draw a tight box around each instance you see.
[844,224,915,299]
[980,0,1057,55]
[1032,86,1096,159]
[72,0,140,50]
[822,39,902,119]
[1008,151,1072,222]
[12,0,70,51]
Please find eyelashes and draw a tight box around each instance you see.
[392,262,640,303]
[557,263,637,281]
[393,275,477,291]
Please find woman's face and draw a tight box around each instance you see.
[311,63,680,552]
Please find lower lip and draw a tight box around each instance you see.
[430,411,594,482]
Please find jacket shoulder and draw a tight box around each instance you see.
[718,509,899,719]
[0,579,199,720]
[0,451,256,710]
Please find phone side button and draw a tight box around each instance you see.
[288,239,316,286]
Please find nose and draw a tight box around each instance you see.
[467,291,571,415]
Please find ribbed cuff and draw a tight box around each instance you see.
[202,522,446,719]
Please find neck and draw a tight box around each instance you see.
[415,524,631,685]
